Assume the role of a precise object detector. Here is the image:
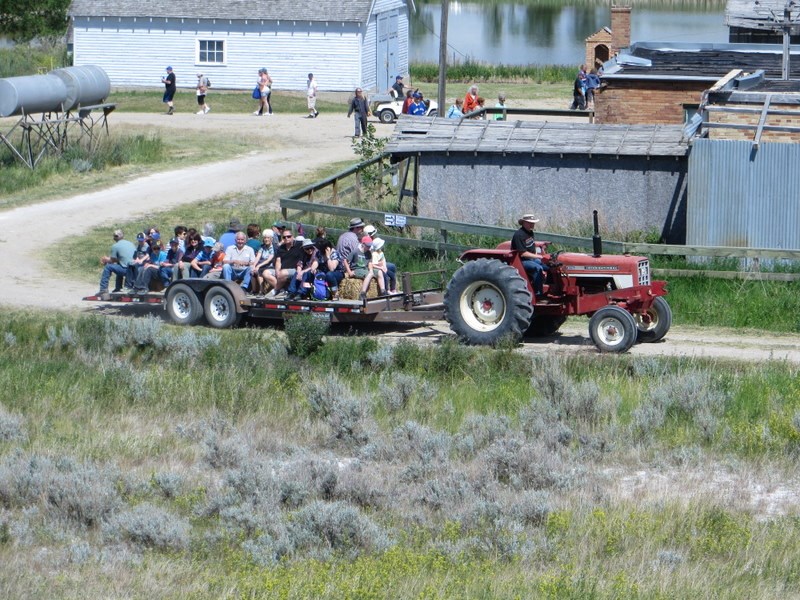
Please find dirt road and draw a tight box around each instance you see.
[2,110,799,362]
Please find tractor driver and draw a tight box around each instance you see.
[511,213,548,297]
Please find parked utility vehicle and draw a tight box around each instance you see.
[444,213,672,352]
[370,95,438,124]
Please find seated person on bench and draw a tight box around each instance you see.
[511,213,548,297]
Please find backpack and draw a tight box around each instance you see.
[205,78,211,88]
[313,273,329,300]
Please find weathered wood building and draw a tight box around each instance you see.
[67,0,413,91]
[386,117,689,243]
[726,0,800,44]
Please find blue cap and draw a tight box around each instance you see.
[396,75,403,80]
[412,92,421,99]
[166,66,172,71]
[202,237,215,247]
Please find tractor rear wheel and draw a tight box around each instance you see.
[634,297,672,343]
[526,315,567,337]
[588,305,637,353]
[444,258,533,345]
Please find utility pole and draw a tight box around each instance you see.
[437,0,449,115]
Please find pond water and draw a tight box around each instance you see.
[410,2,729,65]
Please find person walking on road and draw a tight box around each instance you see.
[195,72,210,114]
[162,66,176,114]
[306,73,319,118]
[347,88,370,137]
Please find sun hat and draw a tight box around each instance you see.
[295,235,305,242]
[203,237,216,247]
[363,224,377,236]
[169,238,179,245]
[113,229,124,238]
[349,217,365,229]
[371,238,385,251]
[229,218,242,230]
[360,236,373,245]
[518,214,540,225]
[302,239,315,248]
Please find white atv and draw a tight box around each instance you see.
[370,91,438,124]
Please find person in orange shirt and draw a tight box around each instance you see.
[463,85,479,114]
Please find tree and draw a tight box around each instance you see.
[0,0,71,42]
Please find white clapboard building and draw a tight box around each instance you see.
[68,0,412,91]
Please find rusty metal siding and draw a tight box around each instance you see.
[688,138,800,250]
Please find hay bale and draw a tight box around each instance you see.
[340,277,379,300]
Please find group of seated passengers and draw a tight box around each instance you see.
[97,219,397,301]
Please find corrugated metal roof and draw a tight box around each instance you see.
[385,117,689,157]
[68,0,375,23]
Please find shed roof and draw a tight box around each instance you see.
[68,0,376,23]
[585,27,612,43]
[603,41,800,80]
[385,117,689,157]
[726,0,800,31]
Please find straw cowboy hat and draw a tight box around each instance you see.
[518,214,540,225]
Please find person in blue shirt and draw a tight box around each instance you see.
[408,92,427,116]
[446,98,463,119]
[585,69,601,108]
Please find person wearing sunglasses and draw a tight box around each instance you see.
[272,230,304,297]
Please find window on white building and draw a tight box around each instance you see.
[198,40,224,64]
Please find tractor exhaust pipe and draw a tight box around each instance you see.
[592,210,602,257]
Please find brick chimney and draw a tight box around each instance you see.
[611,6,632,53]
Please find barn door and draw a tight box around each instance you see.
[387,14,399,88]
[377,13,399,91]
[377,15,389,91]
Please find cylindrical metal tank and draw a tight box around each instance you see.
[49,65,111,111]
[0,74,67,117]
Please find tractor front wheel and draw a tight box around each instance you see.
[588,305,637,353]
[634,297,672,343]
[444,258,533,345]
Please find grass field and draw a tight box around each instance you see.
[1,310,799,598]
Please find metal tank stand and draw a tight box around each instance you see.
[0,103,115,169]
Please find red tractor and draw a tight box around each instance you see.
[443,213,672,352]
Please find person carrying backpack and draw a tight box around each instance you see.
[196,72,211,114]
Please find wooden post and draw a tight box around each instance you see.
[437,0,449,116]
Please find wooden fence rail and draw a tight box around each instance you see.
[280,154,800,282]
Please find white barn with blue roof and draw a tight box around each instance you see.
[67,0,413,92]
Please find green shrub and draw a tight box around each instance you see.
[284,313,329,357]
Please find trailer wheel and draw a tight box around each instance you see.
[634,297,672,343]
[203,286,241,329]
[526,315,567,337]
[444,258,533,345]
[165,283,203,326]
[588,306,637,353]
[379,109,395,124]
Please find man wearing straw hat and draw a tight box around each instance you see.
[511,213,548,297]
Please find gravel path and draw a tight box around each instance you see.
[2,110,799,362]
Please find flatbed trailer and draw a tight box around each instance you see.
[84,272,445,328]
